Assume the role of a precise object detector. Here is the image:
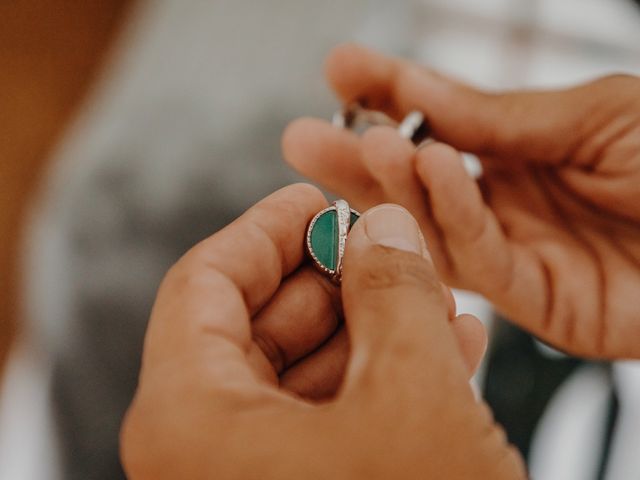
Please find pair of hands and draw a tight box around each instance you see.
[122,44,640,479]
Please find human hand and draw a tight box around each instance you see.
[283,44,640,359]
[120,184,524,479]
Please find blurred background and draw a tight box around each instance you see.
[1,0,640,479]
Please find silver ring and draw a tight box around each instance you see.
[332,103,429,145]
[333,103,482,178]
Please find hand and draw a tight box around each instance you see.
[283,44,640,359]
[120,184,524,479]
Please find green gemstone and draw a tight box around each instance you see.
[310,211,337,270]
[309,210,359,271]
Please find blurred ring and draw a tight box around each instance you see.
[332,103,429,145]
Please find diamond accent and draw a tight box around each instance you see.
[334,199,351,279]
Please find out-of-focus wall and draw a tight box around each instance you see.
[413,0,640,87]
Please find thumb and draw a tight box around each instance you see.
[326,43,636,165]
[340,204,471,399]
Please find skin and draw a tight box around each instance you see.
[0,0,133,378]
[121,183,525,479]
[283,43,640,360]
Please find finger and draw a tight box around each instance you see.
[278,283,466,402]
[415,144,557,348]
[360,126,424,210]
[415,143,514,291]
[250,266,341,375]
[339,203,472,400]
[326,43,631,165]
[451,314,487,376]
[281,310,485,402]
[361,127,431,219]
[279,328,349,401]
[340,203,527,478]
[359,125,451,275]
[143,183,327,377]
[279,284,475,402]
[282,117,383,209]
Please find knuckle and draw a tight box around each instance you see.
[162,246,211,289]
[354,245,439,293]
[162,259,213,296]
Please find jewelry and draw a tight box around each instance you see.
[398,110,428,144]
[332,103,397,130]
[306,200,360,284]
[332,103,430,145]
[332,103,482,178]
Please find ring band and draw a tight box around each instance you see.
[332,103,482,177]
[332,103,430,145]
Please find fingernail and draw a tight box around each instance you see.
[363,205,424,256]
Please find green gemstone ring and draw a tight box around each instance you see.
[306,200,360,284]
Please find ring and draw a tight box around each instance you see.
[332,103,482,178]
[306,200,360,284]
[332,103,430,145]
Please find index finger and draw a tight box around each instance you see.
[325,43,614,165]
[142,183,328,374]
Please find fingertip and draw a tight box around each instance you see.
[281,117,323,166]
[282,117,358,176]
[451,313,488,376]
[324,42,366,72]
[324,42,394,103]
[283,117,377,201]
[361,126,416,179]
[415,142,462,177]
[324,42,368,90]
[415,142,486,239]
[415,142,473,202]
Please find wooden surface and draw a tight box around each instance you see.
[0,0,133,379]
